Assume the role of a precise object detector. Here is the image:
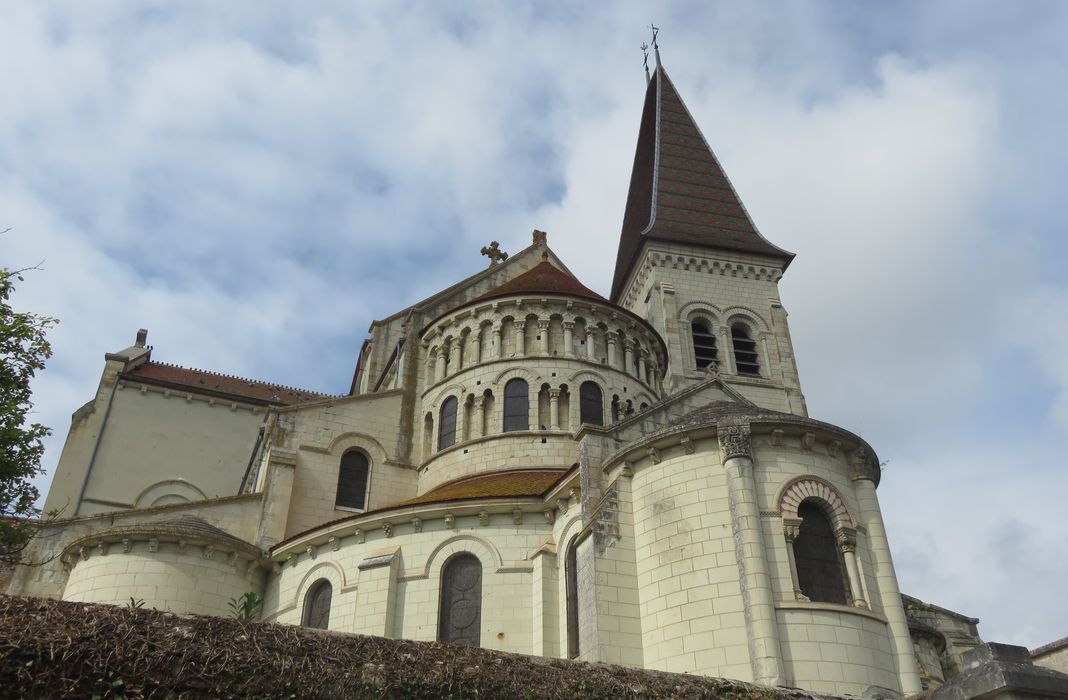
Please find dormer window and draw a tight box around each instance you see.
[691,320,718,369]
[731,324,760,377]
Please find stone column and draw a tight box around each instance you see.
[719,425,783,686]
[538,319,550,355]
[624,339,636,377]
[435,349,446,382]
[586,328,597,361]
[515,321,526,356]
[549,389,560,430]
[782,518,807,601]
[852,449,923,695]
[470,333,481,365]
[836,526,867,608]
[448,339,461,371]
[472,396,484,439]
[563,321,574,357]
[719,327,734,374]
[606,333,618,368]
[641,353,651,385]
[493,326,503,359]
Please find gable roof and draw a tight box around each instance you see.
[122,361,332,407]
[610,62,794,301]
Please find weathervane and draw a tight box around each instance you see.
[642,24,660,84]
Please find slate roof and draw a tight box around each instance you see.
[474,259,606,304]
[610,63,794,301]
[122,361,332,407]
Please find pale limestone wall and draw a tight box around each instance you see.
[277,392,413,539]
[63,540,265,617]
[420,433,578,493]
[753,435,903,694]
[3,495,263,600]
[1034,643,1068,674]
[629,447,751,680]
[777,607,899,695]
[615,241,805,416]
[264,509,552,656]
[75,382,265,515]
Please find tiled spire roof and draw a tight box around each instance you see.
[610,62,794,301]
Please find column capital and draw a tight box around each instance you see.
[835,526,858,552]
[563,320,575,330]
[515,320,526,330]
[537,318,550,329]
[782,517,803,543]
[718,425,752,460]
[548,388,561,399]
[849,446,880,482]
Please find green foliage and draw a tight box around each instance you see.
[126,597,144,609]
[0,267,57,565]
[228,591,262,620]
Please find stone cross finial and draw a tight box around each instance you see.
[481,241,509,267]
[532,229,547,245]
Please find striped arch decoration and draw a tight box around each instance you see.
[779,477,856,528]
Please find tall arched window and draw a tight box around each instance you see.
[335,451,369,510]
[731,323,760,376]
[438,553,482,646]
[302,579,332,629]
[503,378,529,432]
[579,381,603,426]
[438,396,458,451]
[793,501,849,604]
[692,320,718,369]
[565,537,580,659]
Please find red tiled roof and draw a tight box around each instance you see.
[610,65,794,301]
[271,467,572,550]
[475,260,606,304]
[122,361,333,406]
[395,468,569,507]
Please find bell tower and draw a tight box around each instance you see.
[611,55,806,416]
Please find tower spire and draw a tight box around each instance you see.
[610,55,794,302]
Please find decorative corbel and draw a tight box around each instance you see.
[647,446,661,464]
[478,510,489,527]
[801,432,816,451]
[411,517,423,533]
[512,509,523,525]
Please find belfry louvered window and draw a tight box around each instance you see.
[692,320,718,369]
[438,396,458,450]
[579,381,603,426]
[793,501,849,605]
[731,324,760,376]
[335,450,369,510]
[302,579,332,629]
[438,553,482,646]
[503,378,529,432]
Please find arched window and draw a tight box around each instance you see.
[438,553,482,646]
[793,501,849,605]
[579,381,603,426]
[565,537,580,659]
[335,451,369,510]
[731,323,760,376]
[302,579,332,629]
[503,378,529,432]
[692,320,718,369]
[438,396,458,451]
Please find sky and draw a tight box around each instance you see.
[2,1,1066,649]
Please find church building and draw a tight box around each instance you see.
[9,54,1020,698]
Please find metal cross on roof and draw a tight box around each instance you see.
[481,241,509,267]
